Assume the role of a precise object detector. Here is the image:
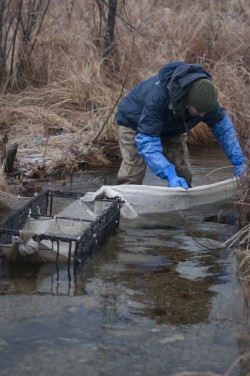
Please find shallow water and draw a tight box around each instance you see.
[0,145,249,376]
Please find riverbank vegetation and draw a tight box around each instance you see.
[0,0,249,176]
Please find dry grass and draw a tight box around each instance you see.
[227,171,250,306]
[0,165,11,192]
[225,221,250,305]
[0,0,249,176]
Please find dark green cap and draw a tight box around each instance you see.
[186,79,218,112]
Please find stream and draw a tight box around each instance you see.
[0,144,249,376]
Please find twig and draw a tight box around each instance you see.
[198,166,233,184]
[92,33,136,142]
[42,135,50,166]
[224,352,250,376]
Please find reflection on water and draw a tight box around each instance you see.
[0,145,249,376]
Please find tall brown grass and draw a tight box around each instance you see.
[0,0,249,175]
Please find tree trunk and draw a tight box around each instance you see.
[103,0,117,58]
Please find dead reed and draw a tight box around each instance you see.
[0,165,11,193]
[226,170,250,306]
[0,0,248,175]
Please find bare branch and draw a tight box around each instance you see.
[93,34,136,142]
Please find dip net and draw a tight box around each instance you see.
[83,177,238,219]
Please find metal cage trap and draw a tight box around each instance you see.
[0,190,122,270]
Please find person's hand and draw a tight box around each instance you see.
[163,165,189,190]
[168,175,189,189]
[234,163,247,177]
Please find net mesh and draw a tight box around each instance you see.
[83,177,238,218]
[0,191,121,266]
[0,191,31,210]
[21,199,97,239]
[0,176,238,265]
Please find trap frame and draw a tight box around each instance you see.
[0,190,122,269]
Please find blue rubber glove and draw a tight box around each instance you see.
[135,133,189,189]
[161,164,189,189]
[211,114,246,177]
[234,163,247,177]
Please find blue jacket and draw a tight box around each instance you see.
[115,62,245,179]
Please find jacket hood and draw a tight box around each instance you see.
[158,62,213,119]
[158,61,185,82]
[158,62,212,102]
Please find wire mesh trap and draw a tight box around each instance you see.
[0,190,122,269]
